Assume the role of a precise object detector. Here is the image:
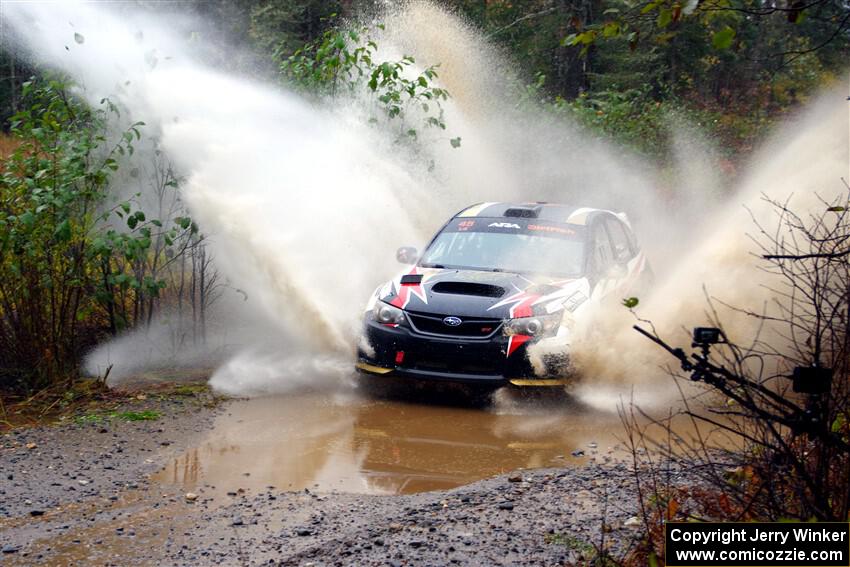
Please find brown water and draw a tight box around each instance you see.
[152,393,631,495]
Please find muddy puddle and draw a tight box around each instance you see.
[153,392,633,495]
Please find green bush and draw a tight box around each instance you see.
[0,78,193,393]
[280,23,460,149]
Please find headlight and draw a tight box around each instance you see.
[504,312,562,337]
[373,301,406,325]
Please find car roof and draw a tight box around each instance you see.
[455,202,627,227]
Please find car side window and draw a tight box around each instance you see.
[590,222,615,277]
[606,219,634,263]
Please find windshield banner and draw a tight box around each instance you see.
[444,218,583,239]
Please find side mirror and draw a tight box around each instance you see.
[613,244,630,260]
[396,246,418,265]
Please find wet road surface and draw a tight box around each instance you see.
[1,388,732,565]
[153,392,626,495]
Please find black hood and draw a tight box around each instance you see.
[381,268,567,319]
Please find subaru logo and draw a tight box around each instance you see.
[443,316,463,327]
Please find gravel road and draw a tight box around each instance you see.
[0,393,652,566]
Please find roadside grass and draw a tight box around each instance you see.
[73,412,108,425]
[73,409,162,424]
[171,384,209,397]
[544,532,594,555]
[1,377,215,432]
[1,378,117,430]
[114,409,161,421]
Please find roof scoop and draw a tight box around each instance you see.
[432,281,505,298]
[504,206,540,218]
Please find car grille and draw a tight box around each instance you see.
[410,355,500,375]
[406,311,502,339]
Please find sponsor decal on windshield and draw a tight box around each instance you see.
[445,218,583,239]
[527,224,576,236]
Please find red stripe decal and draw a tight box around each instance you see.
[507,335,531,357]
[391,267,421,308]
[509,294,540,319]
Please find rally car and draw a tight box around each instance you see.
[355,202,651,388]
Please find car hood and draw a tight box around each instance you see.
[378,267,590,319]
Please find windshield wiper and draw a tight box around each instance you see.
[419,262,447,269]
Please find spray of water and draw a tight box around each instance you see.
[3,1,431,394]
[566,85,849,411]
[3,1,846,405]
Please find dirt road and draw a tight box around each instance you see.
[0,389,652,565]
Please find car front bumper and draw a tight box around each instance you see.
[356,318,570,387]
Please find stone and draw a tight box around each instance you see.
[624,516,642,528]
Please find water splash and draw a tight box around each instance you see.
[567,85,849,405]
[3,1,845,403]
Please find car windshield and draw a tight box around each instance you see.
[419,219,585,277]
